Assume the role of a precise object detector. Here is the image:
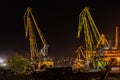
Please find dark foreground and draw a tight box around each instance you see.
[0,67,120,80]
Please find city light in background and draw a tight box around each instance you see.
[0,57,6,67]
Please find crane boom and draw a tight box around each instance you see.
[28,8,47,45]
[77,7,101,54]
[77,7,100,42]
[24,7,48,55]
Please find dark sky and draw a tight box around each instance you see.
[0,0,120,58]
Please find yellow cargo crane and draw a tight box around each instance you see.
[77,7,101,61]
[76,7,102,70]
[72,46,86,71]
[24,7,53,71]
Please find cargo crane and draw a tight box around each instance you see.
[96,34,109,49]
[77,7,101,69]
[76,7,120,72]
[75,46,86,60]
[72,46,85,71]
[24,7,53,71]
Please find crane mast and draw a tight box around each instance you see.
[24,7,49,71]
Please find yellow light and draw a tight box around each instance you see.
[116,57,120,62]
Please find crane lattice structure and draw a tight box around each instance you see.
[75,46,86,60]
[96,34,109,49]
[24,7,49,71]
[77,7,101,61]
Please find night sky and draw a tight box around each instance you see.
[0,0,120,58]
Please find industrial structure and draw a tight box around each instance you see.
[72,7,120,72]
[22,6,120,79]
[73,7,102,71]
[24,7,53,71]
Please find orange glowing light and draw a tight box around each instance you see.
[116,57,120,62]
